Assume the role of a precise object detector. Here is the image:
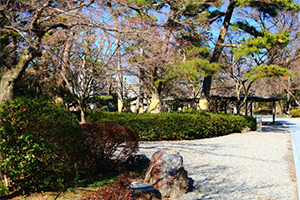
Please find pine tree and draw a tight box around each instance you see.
[201,0,300,102]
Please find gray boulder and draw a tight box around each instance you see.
[144,149,189,198]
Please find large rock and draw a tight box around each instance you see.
[144,149,189,198]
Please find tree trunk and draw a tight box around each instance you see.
[236,101,241,115]
[116,38,123,113]
[0,51,33,102]
[138,49,145,113]
[286,88,300,107]
[148,91,161,113]
[80,108,86,123]
[202,0,236,99]
[0,70,15,102]
[79,101,86,123]
[56,30,75,104]
[236,81,242,115]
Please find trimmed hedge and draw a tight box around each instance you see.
[290,109,300,117]
[87,111,256,141]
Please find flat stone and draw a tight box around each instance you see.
[128,182,162,200]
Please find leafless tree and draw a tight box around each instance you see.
[0,0,96,102]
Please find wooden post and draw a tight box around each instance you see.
[272,101,276,124]
[250,101,253,116]
[245,99,248,116]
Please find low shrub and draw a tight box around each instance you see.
[243,115,257,131]
[80,123,139,171]
[290,109,300,117]
[87,111,256,141]
[0,97,83,193]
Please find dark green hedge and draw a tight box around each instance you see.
[87,111,257,141]
[0,97,83,193]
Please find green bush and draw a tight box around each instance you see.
[252,109,272,115]
[87,111,256,141]
[290,109,300,117]
[0,97,84,193]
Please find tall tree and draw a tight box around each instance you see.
[201,0,300,104]
[218,30,292,114]
[45,27,116,122]
[0,0,95,102]
[233,3,300,111]
[124,0,221,113]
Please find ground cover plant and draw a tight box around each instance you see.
[80,175,133,200]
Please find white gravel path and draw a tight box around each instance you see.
[136,124,298,199]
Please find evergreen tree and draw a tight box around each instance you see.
[201,0,300,101]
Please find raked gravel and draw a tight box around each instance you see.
[136,124,298,200]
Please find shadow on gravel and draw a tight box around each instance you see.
[139,139,278,164]
[277,120,298,126]
[188,178,195,192]
[187,163,280,199]
[261,124,289,133]
[139,142,227,153]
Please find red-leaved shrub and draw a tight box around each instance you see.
[81,175,132,200]
[80,123,139,171]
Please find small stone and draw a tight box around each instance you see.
[128,182,162,200]
[242,127,251,133]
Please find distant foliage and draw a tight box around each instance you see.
[87,111,256,141]
[80,175,132,200]
[80,123,139,171]
[252,109,272,115]
[0,97,83,193]
[290,109,300,117]
[261,106,268,110]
